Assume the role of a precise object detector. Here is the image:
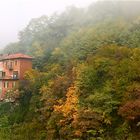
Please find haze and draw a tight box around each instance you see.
[0,0,95,48]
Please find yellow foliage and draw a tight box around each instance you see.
[54,86,78,117]
[75,130,82,137]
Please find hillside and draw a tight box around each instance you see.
[0,1,140,140]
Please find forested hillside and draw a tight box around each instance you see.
[0,1,140,139]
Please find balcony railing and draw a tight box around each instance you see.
[0,73,19,80]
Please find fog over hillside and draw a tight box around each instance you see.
[0,0,94,48]
[0,1,140,140]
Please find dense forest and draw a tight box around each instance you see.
[0,1,140,139]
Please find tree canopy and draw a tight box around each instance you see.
[0,1,140,140]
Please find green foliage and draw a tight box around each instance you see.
[1,1,140,140]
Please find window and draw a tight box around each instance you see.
[10,62,13,66]
[7,82,9,88]
[0,72,6,78]
[4,82,9,88]
[8,61,13,70]
[13,71,18,79]
[12,82,16,88]
[15,60,17,66]
[2,72,5,77]
[5,61,8,68]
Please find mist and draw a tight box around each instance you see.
[0,0,94,48]
[0,0,140,139]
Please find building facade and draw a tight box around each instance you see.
[0,53,33,99]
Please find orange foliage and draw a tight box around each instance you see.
[118,100,140,121]
[54,86,78,117]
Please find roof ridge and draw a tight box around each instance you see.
[0,53,33,60]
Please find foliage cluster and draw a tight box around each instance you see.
[0,1,140,140]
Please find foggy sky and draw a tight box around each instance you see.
[0,0,95,48]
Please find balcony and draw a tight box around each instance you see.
[0,71,19,80]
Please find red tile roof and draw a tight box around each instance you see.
[0,53,33,60]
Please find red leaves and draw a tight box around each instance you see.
[118,100,140,121]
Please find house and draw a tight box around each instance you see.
[0,53,33,99]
